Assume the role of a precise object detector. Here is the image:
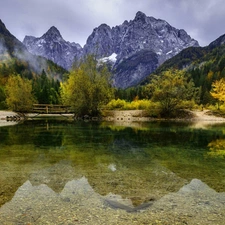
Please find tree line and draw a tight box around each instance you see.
[1,55,225,118]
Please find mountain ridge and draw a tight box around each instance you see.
[22,11,199,88]
[0,19,27,55]
[0,19,66,80]
[23,26,82,70]
[140,31,225,105]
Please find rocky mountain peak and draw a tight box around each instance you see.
[0,19,62,75]
[89,23,111,41]
[23,11,199,88]
[23,26,82,70]
[42,26,63,41]
[81,11,199,88]
[134,11,147,23]
[84,23,113,57]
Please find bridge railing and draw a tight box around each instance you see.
[32,104,72,114]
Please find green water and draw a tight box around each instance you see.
[0,119,225,207]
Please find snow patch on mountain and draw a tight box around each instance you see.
[99,53,117,63]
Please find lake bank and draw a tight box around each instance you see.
[1,109,225,124]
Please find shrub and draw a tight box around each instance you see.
[179,100,197,110]
[106,99,152,110]
[106,99,127,109]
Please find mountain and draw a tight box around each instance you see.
[82,11,199,88]
[141,33,225,105]
[208,33,225,49]
[0,19,27,56]
[0,20,66,79]
[23,26,82,70]
[153,33,225,73]
[22,11,199,88]
[84,11,199,62]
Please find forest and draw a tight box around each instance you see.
[0,55,225,118]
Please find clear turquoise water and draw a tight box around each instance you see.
[0,119,225,207]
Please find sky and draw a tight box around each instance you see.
[0,0,225,47]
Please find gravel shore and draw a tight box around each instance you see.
[0,178,224,224]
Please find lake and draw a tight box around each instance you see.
[0,119,225,224]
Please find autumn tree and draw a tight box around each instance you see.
[210,78,225,109]
[145,69,199,117]
[5,75,37,112]
[60,56,114,116]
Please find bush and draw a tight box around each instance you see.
[179,100,198,110]
[137,100,152,109]
[106,99,152,110]
[106,99,127,109]
[220,104,225,113]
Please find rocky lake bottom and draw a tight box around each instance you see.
[0,113,225,224]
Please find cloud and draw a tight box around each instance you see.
[0,0,225,47]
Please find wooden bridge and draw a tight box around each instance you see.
[32,104,72,114]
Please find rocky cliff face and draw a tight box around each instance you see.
[208,33,225,49]
[0,19,27,55]
[84,12,199,63]
[0,20,66,78]
[23,26,82,70]
[83,11,199,88]
[23,11,199,88]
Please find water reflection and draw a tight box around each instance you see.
[208,138,225,158]
[1,119,225,222]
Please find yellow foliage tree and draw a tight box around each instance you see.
[60,56,114,116]
[144,69,198,116]
[5,75,37,112]
[210,78,225,109]
[208,139,225,158]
